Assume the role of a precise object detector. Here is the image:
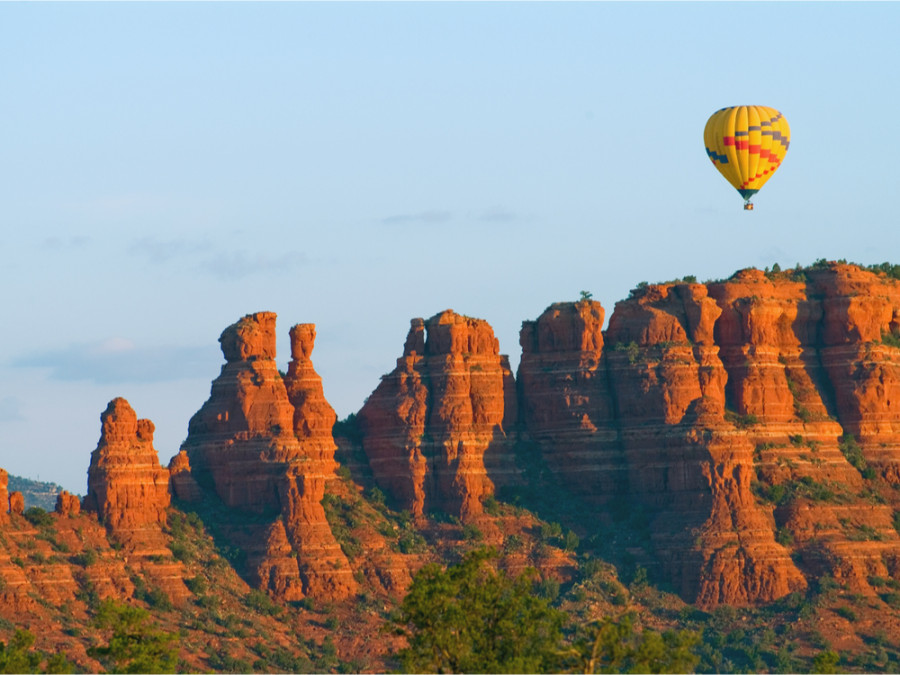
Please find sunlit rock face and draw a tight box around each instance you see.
[84,397,188,601]
[182,312,355,601]
[85,397,171,535]
[517,299,625,506]
[358,310,517,521]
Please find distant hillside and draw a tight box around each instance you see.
[7,473,72,511]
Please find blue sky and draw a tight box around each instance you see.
[2,2,899,494]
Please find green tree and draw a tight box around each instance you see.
[0,630,41,674]
[391,548,566,673]
[570,614,700,674]
[812,649,840,674]
[0,629,74,674]
[87,600,178,673]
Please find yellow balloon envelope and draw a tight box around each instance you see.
[704,106,790,209]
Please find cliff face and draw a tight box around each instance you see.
[706,266,900,596]
[509,264,900,607]
[517,300,625,506]
[350,263,898,608]
[181,312,356,601]
[358,310,517,520]
[810,266,900,470]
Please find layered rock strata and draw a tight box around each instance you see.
[510,264,900,606]
[182,312,355,601]
[85,398,171,539]
[167,450,202,502]
[707,266,900,595]
[486,263,900,607]
[810,265,900,474]
[358,310,517,520]
[517,300,624,507]
[84,398,187,600]
[603,283,807,606]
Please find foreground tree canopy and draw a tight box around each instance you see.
[391,548,566,673]
[391,547,701,674]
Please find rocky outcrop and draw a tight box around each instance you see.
[358,310,517,520]
[705,266,900,597]
[182,312,356,601]
[517,300,624,507]
[55,491,81,517]
[512,264,900,607]
[0,468,8,523]
[279,323,355,598]
[7,261,900,618]
[184,312,299,509]
[9,492,24,515]
[83,398,187,601]
[600,282,807,607]
[809,265,900,472]
[284,323,339,472]
[167,450,202,502]
[85,398,171,539]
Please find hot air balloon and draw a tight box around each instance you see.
[704,106,790,210]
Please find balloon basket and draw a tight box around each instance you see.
[743,202,754,211]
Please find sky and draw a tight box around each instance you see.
[2,1,899,495]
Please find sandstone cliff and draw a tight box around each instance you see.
[85,398,171,539]
[355,263,900,608]
[181,312,355,601]
[357,310,517,521]
[517,299,624,507]
[513,263,900,607]
[707,266,900,597]
[83,397,187,601]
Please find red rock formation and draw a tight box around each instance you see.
[517,300,624,505]
[605,283,726,425]
[183,312,355,601]
[504,266,900,606]
[85,398,171,537]
[167,449,202,502]
[55,491,81,517]
[602,282,807,607]
[809,265,900,471]
[707,269,810,424]
[706,265,900,597]
[284,323,338,474]
[359,310,517,520]
[9,492,24,516]
[280,324,355,596]
[0,468,8,523]
[185,312,300,508]
[84,398,189,603]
